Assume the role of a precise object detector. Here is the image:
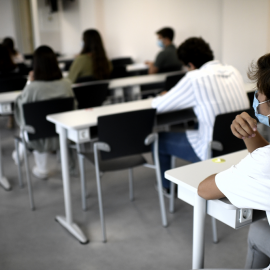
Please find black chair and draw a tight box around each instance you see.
[0,76,27,92]
[75,76,95,84]
[210,108,255,158]
[78,109,167,242]
[72,81,109,109]
[111,57,133,67]
[164,73,186,90]
[110,57,134,79]
[14,98,74,210]
[63,60,74,71]
[247,91,255,108]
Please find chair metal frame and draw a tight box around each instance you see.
[78,133,167,243]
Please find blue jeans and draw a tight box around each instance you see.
[157,132,200,189]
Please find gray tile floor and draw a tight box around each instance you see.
[0,117,249,270]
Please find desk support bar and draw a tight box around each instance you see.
[192,195,206,269]
[57,126,89,244]
[0,131,11,191]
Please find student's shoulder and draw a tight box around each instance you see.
[250,144,270,163]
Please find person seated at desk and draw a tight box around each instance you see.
[68,29,112,83]
[152,37,249,195]
[0,44,18,76]
[145,27,182,74]
[2,37,24,64]
[12,45,76,179]
[198,53,270,269]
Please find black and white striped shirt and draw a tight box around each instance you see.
[152,60,250,160]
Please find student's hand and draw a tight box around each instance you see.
[231,112,257,139]
[28,71,34,81]
[159,91,167,96]
[145,61,152,66]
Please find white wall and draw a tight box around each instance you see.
[101,0,223,63]
[0,0,17,43]
[221,0,270,82]
[4,0,270,82]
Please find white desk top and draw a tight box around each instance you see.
[165,150,248,193]
[47,98,153,130]
[108,70,183,89]
[0,91,21,104]
[126,63,148,72]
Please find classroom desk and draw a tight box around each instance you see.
[46,98,196,244]
[126,63,148,72]
[165,150,266,269]
[0,91,21,190]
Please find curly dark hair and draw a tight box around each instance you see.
[177,37,214,68]
[81,29,110,80]
[248,53,270,99]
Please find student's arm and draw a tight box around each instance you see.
[148,63,158,74]
[198,174,225,200]
[145,61,158,74]
[231,111,269,152]
[68,58,81,83]
[152,75,195,113]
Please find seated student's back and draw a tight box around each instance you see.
[68,29,112,83]
[13,45,75,179]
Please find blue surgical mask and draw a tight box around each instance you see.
[157,39,164,48]
[253,90,270,126]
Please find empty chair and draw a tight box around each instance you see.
[0,76,27,92]
[110,57,134,79]
[164,73,186,90]
[72,81,109,109]
[14,98,74,210]
[111,57,133,67]
[78,109,167,242]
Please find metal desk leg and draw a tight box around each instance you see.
[0,131,11,191]
[56,126,89,244]
[192,194,206,269]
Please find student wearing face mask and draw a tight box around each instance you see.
[198,54,270,269]
[145,27,183,74]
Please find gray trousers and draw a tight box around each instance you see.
[245,220,270,269]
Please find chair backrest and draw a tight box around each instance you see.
[165,73,186,90]
[212,108,254,157]
[75,76,95,84]
[98,109,156,160]
[247,91,255,108]
[111,57,133,67]
[0,76,27,92]
[110,66,128,79]
[22,97,74,141]
[72,81,109,109]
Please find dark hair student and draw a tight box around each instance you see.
[3,37,17,56]
[0,44,16,73]
[33,45,62,81]
[81,29,110,80]
[177,37,214,69]
[156,27,174,41]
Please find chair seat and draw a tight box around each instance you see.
[82,152,147,172]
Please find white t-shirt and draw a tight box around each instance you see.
[215,145,270,225]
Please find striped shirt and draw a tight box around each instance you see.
[152,60,250,161]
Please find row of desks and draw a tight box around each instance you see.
[0,74,259,268]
